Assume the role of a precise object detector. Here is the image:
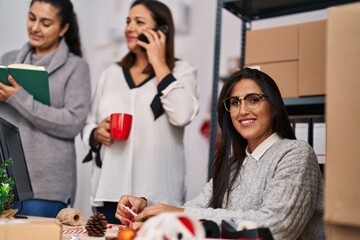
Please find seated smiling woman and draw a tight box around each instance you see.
[116,67,325,240]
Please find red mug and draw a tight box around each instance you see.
[110,113,133,140]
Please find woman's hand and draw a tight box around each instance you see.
[115,195,147,225]
[0,75,21,101]
[135,204,184,223]
[93,116,114,146]
[115,195,184,226]
[137,29,171,81]
[137,29,166,65]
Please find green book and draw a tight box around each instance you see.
[0,63,50,105]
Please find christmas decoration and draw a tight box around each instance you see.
[117,226,137,240]
[0,158,14,217]
[85,212,108,237]
[135,212,205,239]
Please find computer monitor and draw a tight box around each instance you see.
[0,117,34,202]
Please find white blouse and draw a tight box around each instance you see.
[82,59,199,207]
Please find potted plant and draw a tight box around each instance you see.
[0,158,15,218]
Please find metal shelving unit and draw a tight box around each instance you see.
[208,0,358,178]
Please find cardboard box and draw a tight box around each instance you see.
[0,217,62,240]
[245,24,299,65]
[245,20,326,98]
[299,20,326,96]
[327,224,360,240]
[247,61,298,98]
[325,2,360,239]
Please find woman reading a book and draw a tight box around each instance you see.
[0,0,91,218]
[81,0,199,224]
[116,68,325,239]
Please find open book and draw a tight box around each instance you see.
[0,63,50,105]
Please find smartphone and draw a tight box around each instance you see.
[138,24,169,43]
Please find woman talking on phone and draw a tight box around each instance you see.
[82,0,199,223]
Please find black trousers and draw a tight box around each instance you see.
[93,201,121,224]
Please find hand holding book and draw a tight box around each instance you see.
[0,75,21,101]
[0,64,50,105]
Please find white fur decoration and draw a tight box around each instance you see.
[236,220,258,231]
[135,212,205,240]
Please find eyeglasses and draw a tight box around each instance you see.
[223,93,267,112]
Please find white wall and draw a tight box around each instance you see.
[0,0,326,220]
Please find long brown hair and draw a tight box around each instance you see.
[210,68,296,208]
[118,0,175,75]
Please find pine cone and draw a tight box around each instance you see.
[85,212,108,237]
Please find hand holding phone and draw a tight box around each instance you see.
[138,25,169,43]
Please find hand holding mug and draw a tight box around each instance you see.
[94,116,113,146]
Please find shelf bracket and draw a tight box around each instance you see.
[240,16,251,69]
[208,0,224,180]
